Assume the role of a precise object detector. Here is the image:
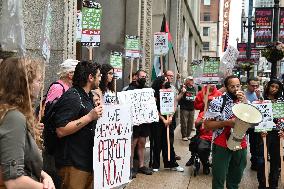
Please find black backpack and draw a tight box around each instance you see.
[41,82,65,155]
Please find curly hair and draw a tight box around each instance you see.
[0,57,43,136]
[263,79,283,100]
[99,64,115,94]
[72,60,101,87]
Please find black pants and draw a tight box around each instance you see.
[151,121,179,169]
[197,139,211,166]
[256,130,280,189]
[247,128,258,167]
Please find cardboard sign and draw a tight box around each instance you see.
[94,105,132,189]
[125,35,140,58]
[201,57,220,84]
[272,102,284,119]
[159,89,175,115]
[110,52,123,79]
[81,1,102,47]
[154,32,169,55]
[76,10,82,41]
[252,101,275,132]
[103,92,117,105]
[42,1,52,62]
[117,88,159,125]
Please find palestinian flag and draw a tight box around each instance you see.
[151,15,173,81]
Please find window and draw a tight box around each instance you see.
[203,12,210,21]
[204,0,210,5]
[203,42,210,51]
[203,27,210,36]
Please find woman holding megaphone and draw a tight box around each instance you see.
[256,79,284,189]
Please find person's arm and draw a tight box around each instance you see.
[204,119,235,130]
[175,85,186,103]
[194,92,204,111]
[56,104,103,138]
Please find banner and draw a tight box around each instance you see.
[237,43,260,63]
[94,105,132,189]
[255,8,273,48]
[154,32,169,55]
[118,88,159,125]
[280,8,284,43]
[125,35,140,58]
[81,1,102,47]
[110,52,123,79]
[252,101,275,132]
[222,0,231,52]
[159,89,175,115]
[201,57,220,84]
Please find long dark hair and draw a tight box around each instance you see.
[151,76,166,98]
[263,79,283,100]
[99,64,115,94]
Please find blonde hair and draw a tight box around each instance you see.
[0,57,43,137]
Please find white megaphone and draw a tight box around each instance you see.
[227,103,263,151]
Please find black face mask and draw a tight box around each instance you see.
[137,78,146,87]
[164,82,171,89]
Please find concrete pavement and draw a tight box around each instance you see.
[125,124,280,189]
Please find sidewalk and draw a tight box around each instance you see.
[125,123,261,189]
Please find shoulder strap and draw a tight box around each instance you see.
[220,94,227,113]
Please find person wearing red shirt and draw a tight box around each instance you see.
[204,75,248,189]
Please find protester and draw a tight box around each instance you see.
[0,57,55,189]
[151,76,184,172]
[52,61,103,189]
[178,76,197,141]
[122,72,138,91]
[256,79,284,189]
[42,59,78,188]
[97,64,115,104]
[204,75,248,189]
[186,84,222,175]
[245,77,262,171]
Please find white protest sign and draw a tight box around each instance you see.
[159,89,175,115]
[117,88,159,125]
[94,104,132,189]
[154,32,169,55]
[220,45,239,76]
[103,92,116,105]
[252,101,275,132]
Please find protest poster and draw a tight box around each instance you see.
[159,89,175,115]
[94,104,132,189]
[117,88,159,125]
[41,1,52,63]
[201,57,220,84]
[272,102,284,119]
[110,52,123,79]
[125,35,140,58]
[76,10,82,41]
[103,92,117,105]
[280,8,284,43]
[220,45,239,77]
[254,8,273,48]
[252,101,275,132]
[81,1,102,47]
[154,32,169,55]
[191,60,203,84]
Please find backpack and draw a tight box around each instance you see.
[41,82,66,155]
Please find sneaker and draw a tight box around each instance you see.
[186,157,194,166]
[138,166,153,175]
[203,165,210,175]
[182,137,188,141]
[171,166,184,172]
[131,168,137,179]
[175,155,181,160]
[152,169,159,172]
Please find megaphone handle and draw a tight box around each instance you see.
[280,138,284,185]
[263,136,269,187]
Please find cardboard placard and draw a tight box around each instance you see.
[81,1,102,47]
[154,32,169,55]
[110,52,123,79]
[201,57,220,84]
[159,89,175,115]
[252,101,275,132]
[94,105,132,189]
[125,35,140,58]
[117,88,159,125]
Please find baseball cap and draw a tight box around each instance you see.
[57,59,79,74]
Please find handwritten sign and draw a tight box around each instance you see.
[103,92,117,105]
[94,105,132,189]
[81,1,102,47]
[272,101,284,119]
[110,52,123,79]
[252,101,275,132]
[154,32,169,55]
[118,88,159,125]
[125,35,140,58]
[42,1,52,62]
[159,89,175,115]
[201,57,220,84]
